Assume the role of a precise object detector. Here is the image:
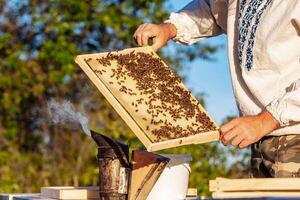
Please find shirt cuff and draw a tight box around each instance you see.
[266,98,289,127]
[164,12,200,45]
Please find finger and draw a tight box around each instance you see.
[136,31,144,46]
[220,119,239,133]
[222,127,241,145]
[134,24,144,39]
[231,134,244,147]
[141,31,152,46]
[134,23,148,37]
[239,140,250,148]
[134,24,148,46]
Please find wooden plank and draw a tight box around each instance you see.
[41,187,99,200]
[147,130,219,151]
[210,177,300,192]
[212,191,300,198]
[75,56,152,148]
[186,188,197,197]
[75,46,219,151]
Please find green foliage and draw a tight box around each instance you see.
[0,0,246,196]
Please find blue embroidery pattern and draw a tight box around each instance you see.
[238,0,262,67]
[238,0,273,70]
[238,0,247,19]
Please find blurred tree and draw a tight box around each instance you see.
[0,0,244,196]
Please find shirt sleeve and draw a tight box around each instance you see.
[266,79,300,127]
[164,0,228,45]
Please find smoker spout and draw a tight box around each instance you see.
[91,130,130,167]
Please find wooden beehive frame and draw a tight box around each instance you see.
[75,47,219,151]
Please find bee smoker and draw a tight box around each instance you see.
[91,130,130,200]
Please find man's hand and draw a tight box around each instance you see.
[133,23,177,52]
[220,110,280,148]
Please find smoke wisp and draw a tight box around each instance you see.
[48,99,91,136]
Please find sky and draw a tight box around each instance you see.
[167,0,238,125]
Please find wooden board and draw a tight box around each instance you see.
[128,150,169,200]
[210,177,300,192]
[212,191,300,198]
[186,188,197,197]
[41,187,99,200]
[75,47,219,151]
[148,130,219,152]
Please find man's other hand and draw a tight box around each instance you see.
[220,110,280,148]
[133,23,177,52]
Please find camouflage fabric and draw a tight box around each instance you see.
[251,135,300,178]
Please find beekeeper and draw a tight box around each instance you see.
[134,0,300,178]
